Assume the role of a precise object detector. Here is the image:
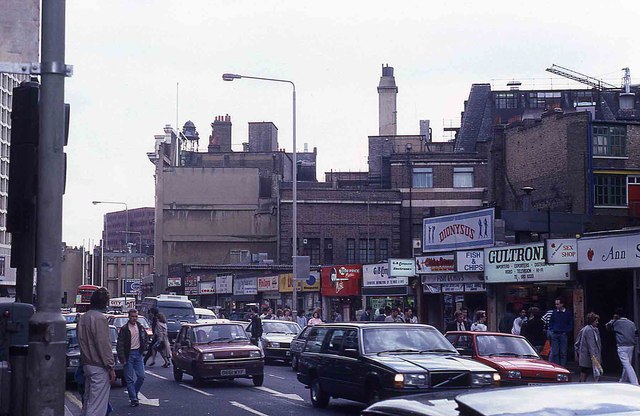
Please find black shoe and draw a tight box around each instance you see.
[131,400,139,407]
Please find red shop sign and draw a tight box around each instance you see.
[321,265,362,296]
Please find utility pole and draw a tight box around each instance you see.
[27,0,69,414]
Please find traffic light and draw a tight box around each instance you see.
[7,80,39,235]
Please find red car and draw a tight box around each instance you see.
[445,331,570,385]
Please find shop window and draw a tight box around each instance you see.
[594,174,627,206]
[379,239,388,262]
[412,167,433,188]
[593,125,626,157]
[346,239,355,264]
[453,167,474,188]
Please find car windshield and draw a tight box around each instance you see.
[112,316,150,329]
[476,335,539,357]
[363,327,456,354]
[262,322,300,335]
[159,304,195,320]
[67,328,79,349]
[194,324,248,343]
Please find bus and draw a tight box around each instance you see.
[74,285,100,312]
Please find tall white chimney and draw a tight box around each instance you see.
[378,64,398,136]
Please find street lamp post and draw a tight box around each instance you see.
[222,73,299,312]
[93,201,129,308]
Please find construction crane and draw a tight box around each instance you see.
[546,64,618,90]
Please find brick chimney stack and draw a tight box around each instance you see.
[208,114,232,152]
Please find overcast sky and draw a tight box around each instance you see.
[62,0,639,247]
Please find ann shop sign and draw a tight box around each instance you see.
[484,243,571,283]
[422,208,495,252]
[577,233,640,270]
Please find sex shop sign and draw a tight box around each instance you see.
[321,265,361,296]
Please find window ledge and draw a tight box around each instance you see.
[593,156,628,160]
[594,205,628,209]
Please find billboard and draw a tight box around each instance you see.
[321,265,361,296]
[422,208,495,252]
[216,275,233,294]
[388,259,416,277]
[278,272,320,292]
[415,254,455,274]
[456,250,484,272]
[577,234,640,270]
[257,276,279,292]
[546,239,578,264]
[233,277,257,295]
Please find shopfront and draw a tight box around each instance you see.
[577,233,640,373]
[484,242,574,334]
[362,262,415,319]
[320,265,362,322]
[232,276,258,312]
[279,272,321,314]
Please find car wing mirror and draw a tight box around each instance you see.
[181,340,192,348]
[343,348,359,358]
[456,347,473,355]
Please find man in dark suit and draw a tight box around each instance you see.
[445,310,470,332]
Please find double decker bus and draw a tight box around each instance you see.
[74,285,100,312]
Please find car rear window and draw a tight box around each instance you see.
[304,327,329,353]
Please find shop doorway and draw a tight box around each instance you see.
[584,270,633,374]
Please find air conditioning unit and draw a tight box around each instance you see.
[230,250,251,264]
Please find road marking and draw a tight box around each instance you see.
[267,374,285,379]
[145,370,168,380]
[230,401,269,416]
[179,383,213,396]
[254,386,304,401]
[65,391,83,409]
[138,392,160,407]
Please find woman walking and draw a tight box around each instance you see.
[149,312,171,368]
[575,312,602,382]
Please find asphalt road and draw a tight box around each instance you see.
[64,359,367,416]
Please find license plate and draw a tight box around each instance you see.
[221,369,246,376]
[527,383,544,386]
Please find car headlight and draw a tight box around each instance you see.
[267,342,280,348]
[202,353,215,361]
[250,350,262,358]
[403,373,428,386]
[471,372,495,386]
[557,373,569,382]
[68,358,80,367]
[506,370,521,379]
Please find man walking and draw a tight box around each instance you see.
[143,307,158,365]
[77,287,115,416]
[549,297,573,367]
[606,308,639,385]
[360,306,373,321]
[117,309,148,407]
[249,307,264,347]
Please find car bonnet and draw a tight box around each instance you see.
[370,354,494,373]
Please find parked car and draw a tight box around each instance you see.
[246,319,301,363]
[171,322,264,386]
[228,311,251,322]
[66,323,124,386]
[107,314,154,339]
[290,325,313,370]
[445,331,570,385]
[361,383,640,416]
[297,323,498,408]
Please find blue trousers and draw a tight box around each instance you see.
[550,332,568,366]
[124,350,145,401]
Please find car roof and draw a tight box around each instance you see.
[181,319,239,327]
[66,323,116,330]
[445,331,525,338]
[262,320,301,324]
[456,383,640,415]
[313,322,438,330]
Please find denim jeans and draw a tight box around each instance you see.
[124,350,145,401]
[618,345,639,385]
[550,332,568,366]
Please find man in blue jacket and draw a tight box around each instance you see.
[549,297,574,366]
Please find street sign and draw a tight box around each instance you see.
[122,279,142,295]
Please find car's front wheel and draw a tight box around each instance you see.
[173,366,183,382]
[310,377,329,408]
[252,374,264,386]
